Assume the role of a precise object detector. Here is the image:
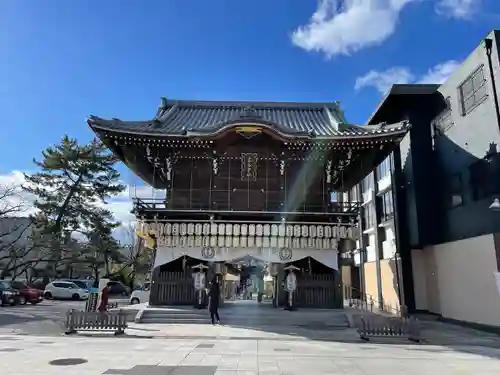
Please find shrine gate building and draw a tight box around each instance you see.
[89,98,410,308]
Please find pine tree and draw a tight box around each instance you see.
[81,208,122,280]
[23,136,125,277]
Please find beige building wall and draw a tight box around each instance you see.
[412,248,441,313]
[379,259,400,312]
[363,262,378,303]
[412,234,500,327]
[341,265,352,288]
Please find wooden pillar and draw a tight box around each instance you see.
[270,262,280,307]
[279,154,287,211]
[334,252,342,308]
[277,264,286,307]
[149,267,161,306]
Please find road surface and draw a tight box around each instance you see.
[0,297,129,335]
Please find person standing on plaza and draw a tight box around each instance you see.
[232,281,238,301]
[208,276,221,325]
[97,282,111,312]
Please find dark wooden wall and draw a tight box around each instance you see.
[273,258,342,309]
[167,136,329,212]
[150,256,342,309]
[150,270,197,306]
[149,256,210,306]
[276,273,341,309]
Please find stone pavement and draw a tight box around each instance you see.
[0,298,131,336]
[124,322,361,342]
[1,327,500,375]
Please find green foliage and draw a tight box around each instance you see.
[22,135,126,278]
[80,209,123,278]
[23,135,124,234]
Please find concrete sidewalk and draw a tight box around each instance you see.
[123,322,361,341]
[1,329,500,375]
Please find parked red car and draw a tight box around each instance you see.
[8,281,44,305]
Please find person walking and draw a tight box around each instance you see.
[97,282,111,312]
[208,276,221,325]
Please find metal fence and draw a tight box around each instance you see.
[357,315,420,342]
[65,310,127,335]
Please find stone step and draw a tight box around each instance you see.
[142,313,346,322]
[141,318,210,324]
[139,309,350,327]
[143,311,207,318]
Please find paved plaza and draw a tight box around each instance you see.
[0,298,129,335]
[2,300,500,374]
[1,328,500,375]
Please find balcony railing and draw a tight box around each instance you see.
[132,197,360,215]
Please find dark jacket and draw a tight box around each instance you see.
[208,282,220,312]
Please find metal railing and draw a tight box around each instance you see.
[65,310,127,335]
[133,196,360,215]
[358,315,420,342]
[344,284,407,318]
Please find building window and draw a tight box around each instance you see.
[448,173,463,207]
[361,174,373,193]
[469,153,500,201]
[459,66,487,115]
[363,203,376,229]
[378,228,387,242]
[380,191,394,222]
[331,191,338,202]
[376,158,391,181]
[432,97,454,135]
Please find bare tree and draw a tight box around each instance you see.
[114,222,149,287]
[0,184,25,218]
[0,186,79,281]
[0,184,34,279]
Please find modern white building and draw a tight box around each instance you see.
[349,30,500,329]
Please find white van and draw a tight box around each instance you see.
[129,282,150,304]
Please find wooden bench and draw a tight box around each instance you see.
[65,309,127,335]
[357,315,420,343]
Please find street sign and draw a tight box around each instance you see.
[194,272,206,290]
[286,272,297,292]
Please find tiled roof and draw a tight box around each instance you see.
[88,98,410,139]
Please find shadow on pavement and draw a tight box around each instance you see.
[127,300,500,361]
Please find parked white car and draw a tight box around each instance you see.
[44,281,89,300]
[130,282,150,304]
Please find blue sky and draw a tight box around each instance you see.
[1,0,499,222]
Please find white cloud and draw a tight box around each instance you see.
[291,0,481,58]
[0,170,163,227]
[354,60,461,94]
[290,0,417,58]
[435,0,481,19]
[354,67,415,94]
[417,60,462,84]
